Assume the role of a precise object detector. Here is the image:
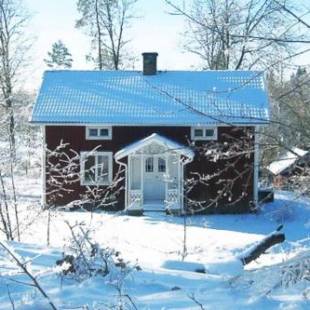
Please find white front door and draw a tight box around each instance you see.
[144,156,166,203]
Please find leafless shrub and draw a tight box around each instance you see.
[56,221,138,283]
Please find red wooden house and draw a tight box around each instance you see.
[31,53,269,214]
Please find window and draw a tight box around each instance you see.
[145,157,154,172]
[194,128,203,137]
[86,126,112,140]
[191,127,217,141]
[158,157,166,172]
[205,128,215,137]
[81,152,112,185]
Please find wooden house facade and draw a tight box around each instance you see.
[31,53,269,214]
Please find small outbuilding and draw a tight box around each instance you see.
[267,147,309,189]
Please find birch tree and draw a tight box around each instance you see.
[165,0,309,70]
[76,0,137,70]
[0,0,31,152]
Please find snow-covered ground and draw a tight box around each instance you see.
[0,167,309,309]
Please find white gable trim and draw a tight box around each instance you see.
[115,133,195,161]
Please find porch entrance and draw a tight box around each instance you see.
[114,133,195,212]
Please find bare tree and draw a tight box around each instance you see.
[165,0,309,70]
[76,0,137,70]
[0,0,32,152]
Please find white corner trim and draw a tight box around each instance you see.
[80,151,113,186]
[253,126,259,206]
[41,125,46,207]
[85,126,112,140]
[191,126,218,141]
[181,156,194,212]
[115,157,128,209]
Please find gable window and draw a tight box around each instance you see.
[81,151,113,185]
[191,127,217,141]
[86,126,112,140]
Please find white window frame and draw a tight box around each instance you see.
[191,126,218,141]
[85,126,112,140]
[80,151,113,186]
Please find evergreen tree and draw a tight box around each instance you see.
[44,40,73,69]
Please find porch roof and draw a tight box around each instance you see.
[114,133,195,160]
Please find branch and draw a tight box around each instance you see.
[272,0,310,29]
[0,242,58,310]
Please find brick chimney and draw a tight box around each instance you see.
[142,52,158,75]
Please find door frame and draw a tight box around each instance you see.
[127,152,184,210]
[143,154,167,203]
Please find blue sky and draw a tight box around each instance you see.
[24,0,199,89]
[24,0,309,90]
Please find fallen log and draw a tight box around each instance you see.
[159,226,286,277]
[240,225,285,265]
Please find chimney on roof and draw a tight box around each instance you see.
[142,52,158,75]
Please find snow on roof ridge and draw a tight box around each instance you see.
[43,69,264,74]
[291,147,308,157]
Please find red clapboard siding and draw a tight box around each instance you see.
[45,125,254,213]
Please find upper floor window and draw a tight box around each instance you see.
[86,126,112,140]
[191,126,217,141]
[80,151,113,185]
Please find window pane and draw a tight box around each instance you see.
[168,155,178,189]
[158,158,166,172]
[100,128,109,137]
[194,129,203,137]
[84,155,95,182]
[97,155,109,184]
[130,157,141,190]
[89,128,98,137]
[205,129,214,137]
[145,157,153,172]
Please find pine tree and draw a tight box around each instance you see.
[44,40,73,69]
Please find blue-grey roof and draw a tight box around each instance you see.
[31,70,269,125]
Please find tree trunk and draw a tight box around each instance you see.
[95,0,103,70]
[240,225,285,265]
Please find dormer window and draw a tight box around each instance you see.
[191,126,217,141]
[86,126,112,140]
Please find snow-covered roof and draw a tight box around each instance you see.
[31,70,269,125]
[115,133,195,160]
[267,147,308,175]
